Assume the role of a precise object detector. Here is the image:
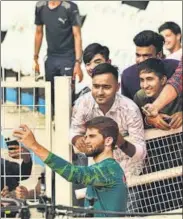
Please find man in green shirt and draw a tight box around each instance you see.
[134,58,182,129]
[13,116,128,217]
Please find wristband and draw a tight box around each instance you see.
[75,58,82,64]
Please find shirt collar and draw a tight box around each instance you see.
[93,94,119,112]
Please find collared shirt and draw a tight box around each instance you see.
[166,48,182,61]
[167,57,182,94]
[71,92,146,177]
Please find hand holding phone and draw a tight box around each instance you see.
[141,106,151,116]
[163,117,172,124]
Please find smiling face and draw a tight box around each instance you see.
[92,73,119,107]
[85,54,109,77]
[139,71,166,98]
[160,29,181,52]
[84,127,105,157]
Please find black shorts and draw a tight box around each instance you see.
[45,54,75,82]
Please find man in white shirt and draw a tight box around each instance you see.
[71,63,146,177]
[158,21,182,61]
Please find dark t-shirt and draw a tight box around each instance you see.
[35,1,81,55]
[121,59,179,100]
[1,158,32,191]
[134,89,182,116]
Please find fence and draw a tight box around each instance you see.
[1,77,182,218]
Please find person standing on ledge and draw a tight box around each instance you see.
[34,1,83,116]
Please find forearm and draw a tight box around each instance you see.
[117,133,136,157]
[45,153,114,186]
[29,142,50,162]
[153,84,178,112]
[119,141,136,157]
[34,32,43,57]
[74,31,82,60]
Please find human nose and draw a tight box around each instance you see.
[84,136,90,144]
[98,87,104,95]
[143,80,149,89]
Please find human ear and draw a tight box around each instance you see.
[176,33,181,43]
[117,83,120,91]
[104,137,113,147]
[107,59,111,64]
[161,76,167,86]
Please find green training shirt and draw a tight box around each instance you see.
[44,152,128,217]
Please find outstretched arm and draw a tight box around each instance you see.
[13,125,116,187]
[144,58,182,116]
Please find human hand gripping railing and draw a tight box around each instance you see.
[1,198,182,218]
[1,197,30,219]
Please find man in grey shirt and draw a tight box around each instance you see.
[34,1,83,116]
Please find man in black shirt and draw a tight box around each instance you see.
[1,146,32,194]
[1,157,32,193]
[121,30,179,130]
[34,1,83,116]
[121,30,179,100]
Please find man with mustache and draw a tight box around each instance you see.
[71,63,146,177]
[13,117,128,217]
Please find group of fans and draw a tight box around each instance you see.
[1,1,182,218]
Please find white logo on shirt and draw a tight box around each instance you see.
[58,17,67,24]
[65,67,72,71]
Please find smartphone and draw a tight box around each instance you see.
[141,106,151,116]
[2,130,19,150]
[163,117,172,124]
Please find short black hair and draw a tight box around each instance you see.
[92,63,118,81]
[83,43,110,64]
[137,58,166,79]
[158,21,181,35]
[85,116,119,148]
[133,30,165,54]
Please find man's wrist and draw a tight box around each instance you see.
[34,54,39,61]
[144,116,151,126]
[28,141,39,151]
[151,102,160,113]
[75,58,82,64]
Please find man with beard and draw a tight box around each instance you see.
[71,63,146,177]
[13,117,128,217]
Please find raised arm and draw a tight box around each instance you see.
[13,125,115,187]
[70,3,83,82]
[144,58,182,116]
